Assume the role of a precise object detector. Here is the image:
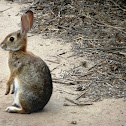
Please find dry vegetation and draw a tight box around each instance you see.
[8,0,126,102]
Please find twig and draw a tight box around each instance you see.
[45,59,60,64]
[70,71,95,77]
[76,84,92,100]
[51,64,62,72]
[74,37,108,41]
[57,89,78,95]
[28,34,35,37]
[76,91,87,100]
[67,53,77,58]
[119,52,126,56]
[108,72,126,85]
[65,97,93,106]
[57,25,83,34]
[24,1,33,3]
[107,51,126,57]
[53,80,76,85]
[57,55,68,61]
[88,61,107,71]
[0,7,12,13]
[53,77,91,83]
[88,64,97,71]
[58,52,67,56]
[57,25,72,31]
[110,0,126,12]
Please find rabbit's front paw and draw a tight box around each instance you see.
[11,89,14,94]
[5,84,11,95]
[5,90,10,95]
[5,87,10,95]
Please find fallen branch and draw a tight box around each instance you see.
[76,82,93,100]
[65,97,93,106]
[76,91,87,100]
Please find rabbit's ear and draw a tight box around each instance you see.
[21,10,33,35]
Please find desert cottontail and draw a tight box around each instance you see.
[0,10,53,114]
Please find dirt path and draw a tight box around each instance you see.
[0,1,126,126]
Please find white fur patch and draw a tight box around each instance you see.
[14,78,21,107]
[6,106,22,113]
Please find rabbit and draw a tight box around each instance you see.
[0,10,53,114]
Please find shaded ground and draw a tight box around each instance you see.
[0,1,126,126]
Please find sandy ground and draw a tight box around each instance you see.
[0,1,126,126]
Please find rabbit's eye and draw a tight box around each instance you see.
[10,37,14,42]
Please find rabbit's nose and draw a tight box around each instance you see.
[0,43,6,49]
[0,43,4,48]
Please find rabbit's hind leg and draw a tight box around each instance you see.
[6,106,21,113]
[6,91,30,114]
[6,92,30,114]
[5,90,25,113]
[5,79,30,114]
[5,106,29,114]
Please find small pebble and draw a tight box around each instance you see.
[71,121,77,125]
